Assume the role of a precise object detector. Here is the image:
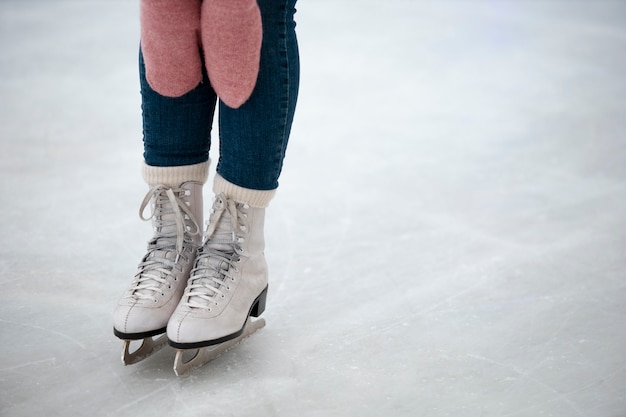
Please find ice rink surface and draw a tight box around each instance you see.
[1,1,625,416]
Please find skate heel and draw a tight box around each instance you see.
[250,285,268,317]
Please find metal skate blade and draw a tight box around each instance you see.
[173,318,266,376]
[121,334,168,365]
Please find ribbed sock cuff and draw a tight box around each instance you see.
[213,174,276,208]
[142,161,210,187]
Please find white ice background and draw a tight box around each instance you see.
[1,1,625,416]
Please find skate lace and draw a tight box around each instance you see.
[183,194,248,310]
[127,185,201,302]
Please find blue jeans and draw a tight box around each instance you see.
[140,0,300,191]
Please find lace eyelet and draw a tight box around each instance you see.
[220,294,225,299]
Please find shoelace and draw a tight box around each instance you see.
[127,185,201,302]
[183,194,248,310]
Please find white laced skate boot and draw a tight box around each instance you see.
[167,174,274,375]
[113,162,208,364]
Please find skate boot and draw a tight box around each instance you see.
[113,162,208,365]
[168,175,273,375]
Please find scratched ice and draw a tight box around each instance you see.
[1,1,625,416]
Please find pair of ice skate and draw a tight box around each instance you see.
[113,162,270,376]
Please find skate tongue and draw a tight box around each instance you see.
[186,236,235,308]
[205,201,239,252]
[147,246,177,261]
[130,237,180,299]
[146,234,181,261]
[196,249,232,271]
[130,184,201,301]
[184,194,241,308]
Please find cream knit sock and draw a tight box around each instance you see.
[142,161,210,187]
[213,174,275,208]
[201,0,262,108]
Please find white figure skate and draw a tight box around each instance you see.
[113,181,203,365]
[167,193,268,375]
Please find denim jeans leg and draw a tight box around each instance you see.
[140,48,218,167]
[216,0,300,191]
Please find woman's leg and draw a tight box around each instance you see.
[216,0,300,193]
[167,0,300,349]
[140,48,217,169]
[114,43,217,346]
